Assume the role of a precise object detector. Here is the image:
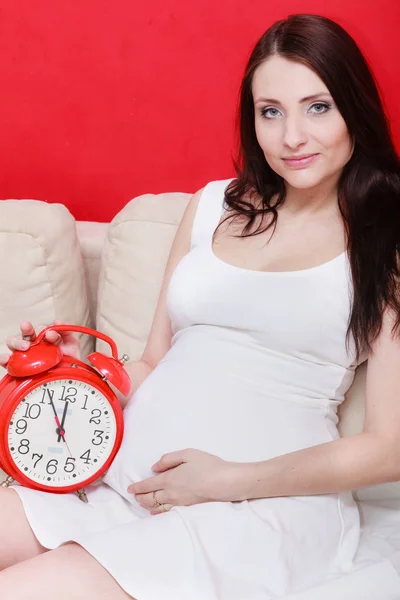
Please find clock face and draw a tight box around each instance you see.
[7,379,117,488]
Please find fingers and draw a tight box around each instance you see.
[134,491,157,509]
[134,490,173,514]
[45,329,63,345]
[129,483,163,505]
[150,503,173,515]
[152,450,189,472]
[6,320,42,351]
[5,334,31,352]
[20,320,37,342]
[4,320,81,361]
[6,320,36,351]
[43,319,62,344]
[128,474,161,495]
[46,320,79,348]
[6,320,62,352]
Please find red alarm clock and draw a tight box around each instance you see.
[0,324,130,502]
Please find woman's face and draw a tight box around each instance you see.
[252,55,354,192]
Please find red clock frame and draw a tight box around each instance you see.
[0,357,124,493]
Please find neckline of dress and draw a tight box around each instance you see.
[208,241,347,277]
[209,192,347,276]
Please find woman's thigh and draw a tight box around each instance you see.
[0,542,134,599]
[0,487,47,570]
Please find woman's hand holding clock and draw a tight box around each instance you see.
[0,319,81,368]
[0,319,82,465]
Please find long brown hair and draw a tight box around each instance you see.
[221,13,400,360]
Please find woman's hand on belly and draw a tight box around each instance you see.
[127,448,241,514]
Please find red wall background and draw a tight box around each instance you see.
[0,0,398,222]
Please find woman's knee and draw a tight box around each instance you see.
[0,487,47,570]
[0,543,133,599]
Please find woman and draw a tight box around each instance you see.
[1,13,400,600]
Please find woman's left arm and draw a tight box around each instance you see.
[130,308,400,508]
[238,306,400,500]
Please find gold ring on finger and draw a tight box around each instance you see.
[153,491,162,508]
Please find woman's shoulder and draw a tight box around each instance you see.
[198,177,236,196]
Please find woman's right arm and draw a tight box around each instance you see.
[118,187,203,406]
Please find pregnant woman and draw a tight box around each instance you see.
[1,13,400,600]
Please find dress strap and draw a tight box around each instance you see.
[190,178,234,249]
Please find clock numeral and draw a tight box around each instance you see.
[59,386,77,403]
[32,453,43,468]
[15,419,28,435]
[64,457,76,473]
[46,459,58,475]
[18,439,30,455]
[89,409,101,425]
[40,388,55,405]
[81,394,89,411]
[80,449,91,464]
[23,403,41,420]
[92,430,104,446]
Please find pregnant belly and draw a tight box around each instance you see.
[102,355,338,500]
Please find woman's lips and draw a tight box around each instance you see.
[282,154,319,168]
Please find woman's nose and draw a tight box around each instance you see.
[282,115,308,149]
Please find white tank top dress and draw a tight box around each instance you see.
[13,179,361,599]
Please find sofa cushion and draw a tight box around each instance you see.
[96,192,400,501]
[96,192,191,360]
[0,200,93,367]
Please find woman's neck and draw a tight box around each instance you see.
[282,174,340,216]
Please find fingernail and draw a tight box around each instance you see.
[21,342,29,350]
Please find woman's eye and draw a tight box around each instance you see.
[261,108,281,119]
[309,102,331,114]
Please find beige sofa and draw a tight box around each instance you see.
[1,194,400,598]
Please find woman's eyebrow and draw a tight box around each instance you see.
[254,92,332,106]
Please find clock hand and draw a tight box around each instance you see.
[49,398,63,435]
[56,402,75,458]
[50,400,75,460]
[48,398,74,457]
[57,401,69,442]
[62,436,74,459]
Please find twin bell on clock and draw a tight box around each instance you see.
[0,324,130,502]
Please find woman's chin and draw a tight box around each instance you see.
[284,175,324,190]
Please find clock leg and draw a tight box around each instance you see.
[1,475,15,487]
[76,488,88,503]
